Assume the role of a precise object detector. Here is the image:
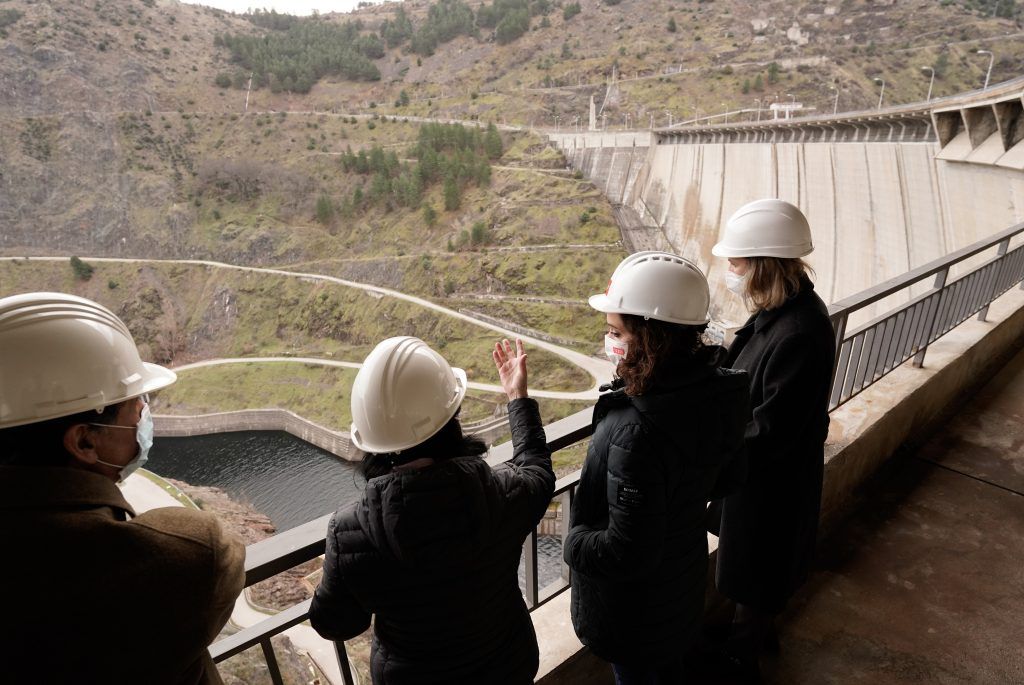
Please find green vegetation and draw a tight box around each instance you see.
[69,256,94,281]
[0,8,22,36]
[155,361,591,439]
[562,3,582,21]
[411,0,476,56]
[336,122,501,216]
[216,18,381,93]
[155,363,360,430]
[0,260,592,392]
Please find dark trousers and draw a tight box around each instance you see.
[611,657,685,685]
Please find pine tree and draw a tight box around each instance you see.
[443,175,460,211]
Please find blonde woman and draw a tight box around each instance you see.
[710,199,836,679]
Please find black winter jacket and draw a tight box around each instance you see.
[714,276,835,613]
[564,352,749,664]
[309,398,554,685]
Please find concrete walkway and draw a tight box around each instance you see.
[766,346,1024,684]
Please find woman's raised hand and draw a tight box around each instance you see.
[493,338,528,401]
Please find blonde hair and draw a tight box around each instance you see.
[746,257,812,311]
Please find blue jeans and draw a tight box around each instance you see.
[612,658,686,685]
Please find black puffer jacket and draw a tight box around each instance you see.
[565,352,749,664]
[715,276,835,613]
[309,398,553,685]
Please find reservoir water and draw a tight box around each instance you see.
[147,431,363,532]
[147,431,563,589]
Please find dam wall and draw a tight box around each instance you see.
[552,81,1024,328]
[555,131,1024,327]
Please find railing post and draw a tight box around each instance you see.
[913,267,949,368]
[259,639,285,685]
[559,488,574,585]
[978,238,1010,322]
[335,641,357,685]
[523,529,539,609]
[828,312,848,410]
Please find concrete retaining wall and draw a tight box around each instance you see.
[154,409,511,461]
[154,410,356,461]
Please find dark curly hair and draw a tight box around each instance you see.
[616,314,708,396]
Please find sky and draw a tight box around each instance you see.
[179,0,387,16]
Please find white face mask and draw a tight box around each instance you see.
[725,271,749,296]
[94,404,155,483]
[604,334,629,365]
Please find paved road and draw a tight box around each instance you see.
[173,356,601,400]
[4,256,613,395]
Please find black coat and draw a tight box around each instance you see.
[309,398,554,685]
[564,352,749,664]
[715,276,835,613]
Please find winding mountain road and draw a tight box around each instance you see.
[4,256,611,399]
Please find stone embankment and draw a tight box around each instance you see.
[155,409,356,460]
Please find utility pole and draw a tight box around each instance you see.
[244,72,254,113]
[921,66,935,101]
[874,78,885,109]
[977,50,994,89]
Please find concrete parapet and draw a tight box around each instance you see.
[154,409,357,460]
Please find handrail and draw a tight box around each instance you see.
[827,222,1024,315]
[210,220,1024,684]
[826,221,1024,409]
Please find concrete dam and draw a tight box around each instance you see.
[550,77,1024,329]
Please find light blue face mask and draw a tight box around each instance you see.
[93,403,154,483]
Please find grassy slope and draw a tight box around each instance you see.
[0,259,592,391]
[154,361,591,435]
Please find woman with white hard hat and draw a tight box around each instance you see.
[709,198,836,678]
[309,336,554,684]
[564,252,749,684]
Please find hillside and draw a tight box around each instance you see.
[0,0,1019,120]
[1,0,1021,398]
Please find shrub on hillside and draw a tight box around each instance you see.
[563,3,581,20]
[70,256,94,281]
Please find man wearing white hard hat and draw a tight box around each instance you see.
[0,292,244,684]
[565,252,749,684]
[708,199,836,679]
[310,336,554,684]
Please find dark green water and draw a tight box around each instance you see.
[147,431,363,532]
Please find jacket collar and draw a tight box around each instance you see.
[0,466,136,518]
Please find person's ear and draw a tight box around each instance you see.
[63,424,100,466]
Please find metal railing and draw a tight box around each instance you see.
[827,221,1024,410]
[210,221,1024,684]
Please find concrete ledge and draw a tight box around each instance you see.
[820,284,1024,530]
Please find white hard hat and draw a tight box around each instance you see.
[712,198,813,259]
[350,336,468,454]
[0,292,177,429]
[588,251,710,325]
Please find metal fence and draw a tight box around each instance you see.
[827,221,1024,410]
[210,221,1024,685]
